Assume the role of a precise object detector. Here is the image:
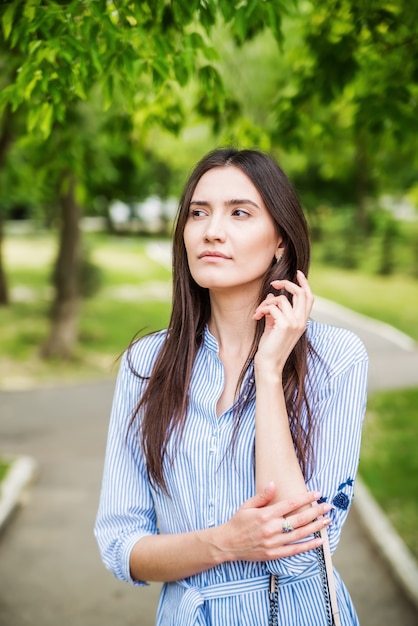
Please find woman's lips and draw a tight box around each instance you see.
[198,251,230,259]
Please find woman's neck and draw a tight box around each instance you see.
[208,292,258,356]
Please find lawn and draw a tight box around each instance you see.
[360,387,418,559]
[0,232,172,387]
[309,265,418,342]
[0,229,417,559]
[0,459,10,484]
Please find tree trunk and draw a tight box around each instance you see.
[0,104,14,306]
[40,174,82,359]
[0,217,9,305]
[354,135,371,239]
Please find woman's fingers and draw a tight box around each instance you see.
[270,270,312,297]
[278,503,332,537]
[254,272,313,323]
[273,528,327,559]
[271,270,314,308]
[241,481,276,510]
[277,497,332,524]
[254,492,333,542]
[276,515,331,547]
[226,491,332,562]
[242,488,322,512]
[253,296,300,325]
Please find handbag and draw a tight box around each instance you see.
[268,526,341,626]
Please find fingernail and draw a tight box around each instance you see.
[323,503,332,513]
[323,517,332,526]
[313,491,322,500]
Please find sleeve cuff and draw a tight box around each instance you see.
[121,532,155,586]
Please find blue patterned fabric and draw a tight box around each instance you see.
[95,319,368,625]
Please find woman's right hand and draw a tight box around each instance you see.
[216,483,331,563]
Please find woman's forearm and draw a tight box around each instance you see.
[254,367,307,503]
[129,526,225,583]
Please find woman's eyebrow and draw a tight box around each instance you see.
[189,198,261,208]
[226,198,260,209]
[189,200,209,206]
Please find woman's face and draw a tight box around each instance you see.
[183,166,282,295]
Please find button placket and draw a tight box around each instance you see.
[206,350,224,528]
[207,430,218,527]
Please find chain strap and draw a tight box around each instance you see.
[268,574,279,626]
[315,531,334,626]
[268,535,335,626]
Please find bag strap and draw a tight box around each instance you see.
[316,527,342,626]
[268,522,342,625]
[268,573,279,626]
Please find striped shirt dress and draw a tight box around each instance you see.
[95,319,368,625]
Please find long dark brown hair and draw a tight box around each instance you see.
[129,148,313,492]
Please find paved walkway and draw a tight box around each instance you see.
[0,301,418,625]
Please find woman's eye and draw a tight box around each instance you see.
[233,209,250,217]
[189,209,206,218]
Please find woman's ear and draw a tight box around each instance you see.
[274,245,285,263]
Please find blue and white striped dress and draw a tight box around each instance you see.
[95,319,368,625]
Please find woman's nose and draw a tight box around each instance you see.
[204,214,226,242]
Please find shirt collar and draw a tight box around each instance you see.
[203,325,219,354]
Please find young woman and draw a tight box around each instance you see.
[95,148,368,625]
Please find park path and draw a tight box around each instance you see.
[0,296,417,625]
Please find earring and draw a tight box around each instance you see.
[275,254,283,264]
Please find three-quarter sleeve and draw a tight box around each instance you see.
[94,349,159,586]
[267,327,368,577]
[307,334,368,553]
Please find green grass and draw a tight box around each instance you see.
[309,265,418,342]
[0,232,171,387]
[360,388,418,559]
[0,459,10,484]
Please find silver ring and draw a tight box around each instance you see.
[282,518,294,533]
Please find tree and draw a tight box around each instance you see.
[0,23,25,305]
[0,0,289,358]
[209,0,417,236]
[271,0,418,232]
[0,104,13,305]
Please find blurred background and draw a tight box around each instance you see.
[0,1,417,622]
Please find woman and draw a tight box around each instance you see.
[95,148,368,625]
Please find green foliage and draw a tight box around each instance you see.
[213,0,418,211]
[0,0,293,220]
[2,0,416,216]
[311,206,418,278]
[0,0,288,135]
[360,387,418,559]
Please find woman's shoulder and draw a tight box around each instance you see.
[307,319,368,375]
[123,328,168,376]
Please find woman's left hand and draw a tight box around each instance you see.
[253,270,314,371]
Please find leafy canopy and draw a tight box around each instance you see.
[0,0,290,139]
